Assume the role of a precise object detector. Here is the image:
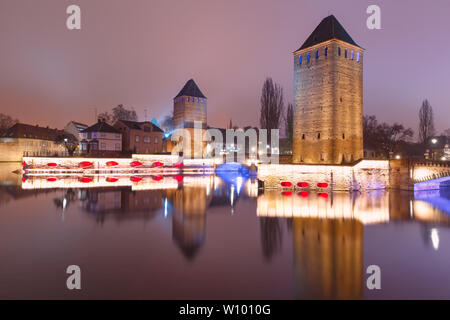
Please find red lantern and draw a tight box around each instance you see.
[47,177,58,182]
[153,176,164,181]
[319,192,329,199]
[282,191,293,197]
[130,161,143,167]
[281,182,293,188]
[153,161,164,168]
[79,177,93,183]
[174,162,183,168]
[22,161,27,167]
[130,176,143,183]
[106,161,119,167]
[175,175,183,182]
[79,161,93,168]
[47,163,58,167]
[299,191,309,198]
[297,182,309,188]
[317,182,329,188]
[106,177,119,183]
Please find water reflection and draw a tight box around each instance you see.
[2,162,450,299]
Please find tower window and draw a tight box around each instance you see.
[345,49,348,58]
[317,133,321,139]
[338,48,341,56]
[316,50,319,59]
[307,52,311,63]
[299,55,302,65]
[325,47,328,56]
[356,52,360,62]
[351,50,354,60]
[302,134,305,140]
[342,133,345,139]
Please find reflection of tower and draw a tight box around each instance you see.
[166,186,209,260]
[173,79,207,158]
[292,15,364,164]
[292,218,363,299]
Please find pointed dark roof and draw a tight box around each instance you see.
[2,123,66,141]
[82,120,121,134]
[175,79,206,99]
[296,15,359,51]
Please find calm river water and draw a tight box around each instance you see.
[1,163,450,299]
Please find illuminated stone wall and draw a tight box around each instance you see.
[258,160,389,191]
[292,40,363,164]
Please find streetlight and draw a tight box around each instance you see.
[431,138,438,144]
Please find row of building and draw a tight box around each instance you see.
[0,119,164,161]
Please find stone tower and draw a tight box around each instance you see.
[292,15,364,165]
[173,79,207,158]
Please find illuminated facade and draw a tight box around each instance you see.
[292,15,364,164]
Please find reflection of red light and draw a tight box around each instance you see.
[317,182,329,188]
[153,176,164,181]
[47,163,58,167]
[79,177,93,183]
[153,161,164,167]
[47,177,58,182]
[281,182,292,187]
[299,191,309,198]
[130,176,143,183]
[174,162,183,168]
[79,161,93,168]
[22,176,27,183]
[106,161,119,167]
[282,191,292,197]
[297,182,309,188]
[319,192,329,199]
[175,175,183,182]
[106,177,119,183]
[130,161,143,167]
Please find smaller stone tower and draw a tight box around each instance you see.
[173,79,207,158]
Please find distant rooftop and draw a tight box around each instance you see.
[296,15,360,51]
[116,120,164,133]
[2,123,66,141]
[82,120,121,134]
[175,79,206,99]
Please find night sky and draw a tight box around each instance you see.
[0,0,449,137]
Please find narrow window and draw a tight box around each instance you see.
[338,48,341,56]
[299,55,302,65]
[345,49,348,58]
[307,52,311,63]
[325,47,328,56]
[356,52,360,62]
[317,133,321,139]
[316,50,319,59]
[351,50,354,60]
[302,134,305,140]
[342,133,345,139]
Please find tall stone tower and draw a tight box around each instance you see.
[173,79,207,158]
[292,15,364,164]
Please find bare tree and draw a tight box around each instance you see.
[0,113,18,135]
[419,99,435,144]
[443,128,450,138]
[260,78,284,139]
[285,103,294,147]
[98,104,138,124]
